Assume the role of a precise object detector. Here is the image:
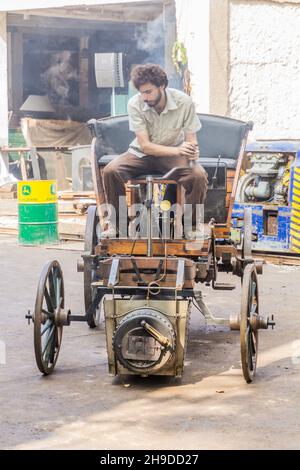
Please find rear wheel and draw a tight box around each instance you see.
[240,263,259,383]
[84,205,101,328]
[33,260,64,375]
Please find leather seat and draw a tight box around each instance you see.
[89,113,253,170]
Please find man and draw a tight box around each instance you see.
[101,63,208,238]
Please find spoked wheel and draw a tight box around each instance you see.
[84,205,101,328]
[34,260,64,375]
[240,263,259,383]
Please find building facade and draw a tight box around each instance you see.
[1,0,300,147]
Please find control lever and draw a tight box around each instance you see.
[141,320,172,350]
[211,155,221,189]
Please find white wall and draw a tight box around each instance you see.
[175,0,210,113]
[229,0,300,139]
[0,12,8,148]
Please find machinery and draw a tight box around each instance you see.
[26,114,276,384]
[232,141,300,253]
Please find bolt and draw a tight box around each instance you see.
[25,309,32,325]
[267,314,275,330]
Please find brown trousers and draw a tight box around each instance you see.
[101,152,208,218]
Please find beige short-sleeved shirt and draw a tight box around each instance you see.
[127,88,201,158]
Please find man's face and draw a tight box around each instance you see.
[139,82,165,107]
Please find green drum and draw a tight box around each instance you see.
[18,180,59,245]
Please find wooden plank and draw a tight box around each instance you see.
[99,257,195,289]
[19,152,27,180]
[213,225,231,239]
[97,239,211,257]
[105,273,194,288]
[100,257,196,278]
[101,257,195,270]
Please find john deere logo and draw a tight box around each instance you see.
[50,184,56,195]
[22,185,31,196]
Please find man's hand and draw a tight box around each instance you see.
[178,142,200,159]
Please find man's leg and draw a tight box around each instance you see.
[156,155,208,205]
[156,155,208,236]
[101,152,152,234]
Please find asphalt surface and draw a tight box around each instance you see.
[0,235,300,450]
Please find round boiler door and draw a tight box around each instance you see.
[113,308,176,374]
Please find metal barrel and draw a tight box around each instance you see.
[17,180,59,245]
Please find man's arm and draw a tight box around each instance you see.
[135,130,197,158]
[185,132,200,160]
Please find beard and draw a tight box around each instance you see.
[146,90,162,107]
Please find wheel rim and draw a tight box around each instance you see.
[84,205,101,327]
[240,263,259,383]
[34,260,64,375]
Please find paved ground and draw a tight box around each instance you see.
[0,234,300,450]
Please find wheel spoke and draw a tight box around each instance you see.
[251,331,257,356]
[44,286,54,312]
[42,324,55,357]
[56,277,62,309]
[49,330,58,363]
[46,332,56,365]
[250,303,257,315]
[48,268,57,310]
[41,320,52,336]
[247,327,254,371]
[41,308,53,317]
[251,279,256,297]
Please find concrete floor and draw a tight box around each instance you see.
[0,234,300,450]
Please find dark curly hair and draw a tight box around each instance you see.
[130,64,168,90]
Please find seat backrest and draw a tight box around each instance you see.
[89,113,252,163]
[90,115,135,159]
[196,114,253,160]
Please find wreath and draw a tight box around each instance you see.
[172,41,188,74]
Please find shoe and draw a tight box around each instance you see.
[100,224,117,238]
[185,223,212,240]
[100,224,127,238]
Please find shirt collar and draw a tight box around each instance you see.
[141,88,178,113]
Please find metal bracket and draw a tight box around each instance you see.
[108,258,120,288]
[194,290,230,326]
[176,259,185,290]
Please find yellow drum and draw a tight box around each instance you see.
[18,180,59,245]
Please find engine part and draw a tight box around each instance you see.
[113,308,175,374]
[244,180,271,199]
[104,298,191,377]
[236,153,289,204]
